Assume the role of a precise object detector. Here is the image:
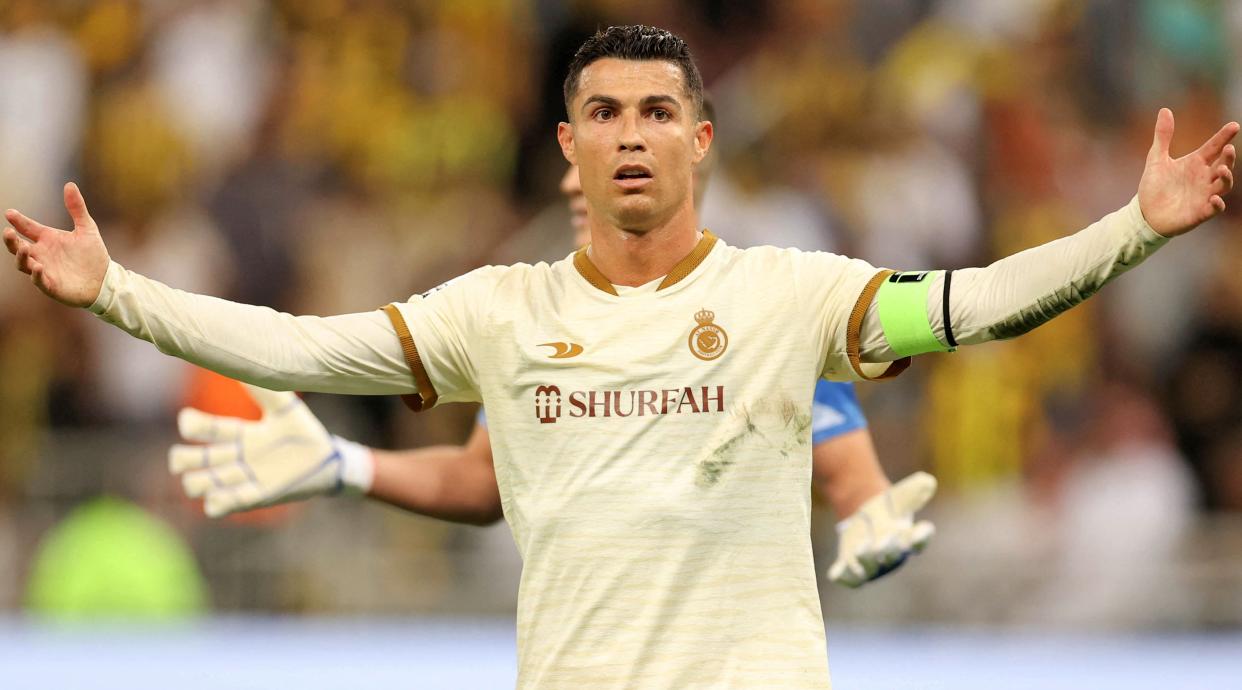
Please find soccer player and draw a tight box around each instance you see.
[4,24,1235,690]
[166,158,934,588]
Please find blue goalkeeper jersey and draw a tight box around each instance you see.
[477,380,866,446]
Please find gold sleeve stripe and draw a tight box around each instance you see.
[573,247,619,296]
[380,303,438,412]
[846,269,911,381]
[657,230,717,291]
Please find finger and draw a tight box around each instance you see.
[205,483,265,518]
[887,471,938,515]
[63,182,95,228]
[1210,194,1226,214]
[168,441,240,473]
[827,555,866,588]
[1214,144,1236,171]
[907,520,936,552]
[15,243,32,275]
[1215,165,1234,194]
[177,407,249,443]
[3,227,26,255]
[180,468,220,498]
[240,382,301,416]
[1149,108,1174,162]
[4,209,52,242]
[856,548,880,579]
[1195,121,1240,163]
[30,261,49,291]
[204,491,239,518]
[184,462,250,498]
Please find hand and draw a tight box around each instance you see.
[3,183,111,307]
[169,383,372,518]
[828,471,936,588]
[1138,108,1239,237]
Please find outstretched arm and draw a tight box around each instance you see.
[808,385,935,588]
[368,423,503,525]
[853,110,1238,367]
[172,383,504,524]
[3,184,417,395]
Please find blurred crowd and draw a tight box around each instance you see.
[2,0,1242,627]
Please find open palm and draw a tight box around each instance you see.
[3,183,110,308]
[1139,108,1239,237]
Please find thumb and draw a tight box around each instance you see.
[241,382,301,416]
[887,471,938,515]
[63,182,95,230]
[1149,108,1174,163]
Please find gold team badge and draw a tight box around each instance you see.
[688,308,728,361]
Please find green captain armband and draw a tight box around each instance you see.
[876,271,955,356]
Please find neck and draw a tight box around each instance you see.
[586,202,700,287]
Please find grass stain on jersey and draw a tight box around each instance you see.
[696,397,810,487]
[696,456,736,487]
[699,429,748,487]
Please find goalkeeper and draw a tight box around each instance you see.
[168,160,934,588]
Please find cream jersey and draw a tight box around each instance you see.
[388,232,888,689]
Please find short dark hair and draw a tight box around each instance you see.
[563,25,705,119]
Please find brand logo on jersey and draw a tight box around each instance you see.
[532,385,725,423]
[534,385,562,424]
[688,308,728,361]
[889,271,929,284]
[538,342,584,359]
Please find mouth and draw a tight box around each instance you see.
[613,164,653,191]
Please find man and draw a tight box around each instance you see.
[4,24,1235,690]
[167,159,933,588]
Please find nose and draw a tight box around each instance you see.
[617,112,646,152]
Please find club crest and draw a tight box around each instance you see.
[688,308,728,361]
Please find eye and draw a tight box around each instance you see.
[651,109,670,122]
[593,108,614,122]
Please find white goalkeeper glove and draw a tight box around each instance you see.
[168,383,373,518]
[828,471,937,588]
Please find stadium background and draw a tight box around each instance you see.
[1,0,1242,687]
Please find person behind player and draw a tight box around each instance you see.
[5,24,1235,690]
[167,146,933,588]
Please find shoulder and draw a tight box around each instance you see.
[714,244,870,285]
[415,260,558,301]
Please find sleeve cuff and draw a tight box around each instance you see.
[1126,195,1173,245]
[87,260,122,315]
[334,435,375,495]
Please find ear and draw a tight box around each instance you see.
[692,120,713,164]
[557,122,577,165]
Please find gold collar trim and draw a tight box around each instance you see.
[574,230,717,296]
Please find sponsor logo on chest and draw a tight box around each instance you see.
[530,308,731,424]
[534,385,725,424]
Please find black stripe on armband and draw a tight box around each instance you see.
[942,270,958,349]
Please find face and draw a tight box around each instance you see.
[560,164,590,248]
[557,58,712,233]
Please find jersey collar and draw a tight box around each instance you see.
[574,230,718,296]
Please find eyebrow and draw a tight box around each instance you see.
[580,94,683,114]
[581,95,621,113]
[640,95,681,110]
